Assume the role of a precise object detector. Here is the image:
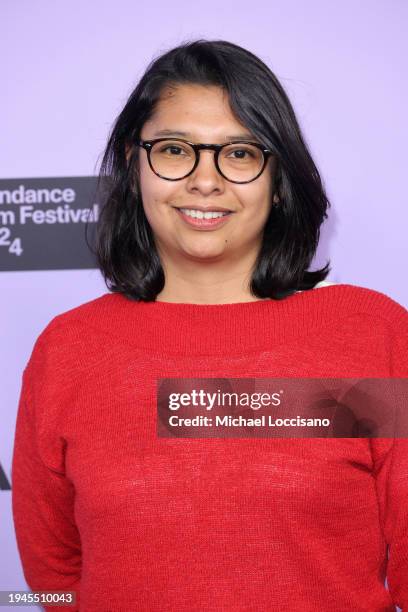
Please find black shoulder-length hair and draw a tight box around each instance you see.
[87,38,331,301]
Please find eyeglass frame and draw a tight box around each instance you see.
[134,137,274,184]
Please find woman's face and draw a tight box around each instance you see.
[136,83,279,265]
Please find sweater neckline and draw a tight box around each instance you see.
[101,283,362,356]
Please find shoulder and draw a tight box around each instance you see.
[43,291,123,330]
[35,292,125,337]
[24,292,125,377]
[308,282,407,376]
[311,281,407,329]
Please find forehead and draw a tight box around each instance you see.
[142,83,254,141]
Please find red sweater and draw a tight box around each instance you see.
[11,283,408,611]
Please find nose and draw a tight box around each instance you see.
[185,150,224,195]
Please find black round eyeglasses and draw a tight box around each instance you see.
[134,138,274,184]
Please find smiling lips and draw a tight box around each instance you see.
[175,206,234,229]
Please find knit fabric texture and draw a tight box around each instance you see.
[11,283,408,611]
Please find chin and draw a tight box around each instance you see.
[180,245,228,261]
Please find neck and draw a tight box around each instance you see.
[155,248,262,305]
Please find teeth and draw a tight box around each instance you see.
[180,208,229,219]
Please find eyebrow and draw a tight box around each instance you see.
[152,129,257,142]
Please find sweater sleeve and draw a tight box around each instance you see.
[372,316,408,610]
[372,436,408,610]
[11,339,81,611]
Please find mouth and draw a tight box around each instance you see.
[173,206,234,229]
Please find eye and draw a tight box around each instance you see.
[232,149,248,159]
[227,147,256,160]
[157,142,193,156]
[162,145,185,155]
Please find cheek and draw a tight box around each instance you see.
[236,182,272,218]
[139,163,163,212]
[254,177,273,217]
[138,168,178,228]
[138,157,155,203]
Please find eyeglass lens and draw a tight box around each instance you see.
[150,140,264,182]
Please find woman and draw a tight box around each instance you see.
[12,39,408,611]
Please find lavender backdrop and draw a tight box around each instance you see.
[1,0,406,608]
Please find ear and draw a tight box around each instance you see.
[125,143,132,163]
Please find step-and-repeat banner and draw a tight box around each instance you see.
[0,177,98,271]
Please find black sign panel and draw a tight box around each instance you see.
[0,176,100,271]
